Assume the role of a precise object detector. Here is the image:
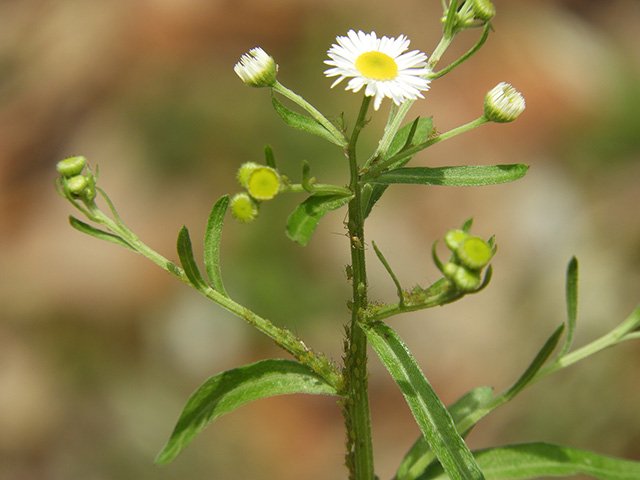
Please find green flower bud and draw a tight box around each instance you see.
[236,162,260,189]
[66,175,89,196]
[471,0,496,22]
[234,47,278,87]
[56,156,86,177]
[443,262,459,280]
[246,166,281,201]
[453,265,482,292]
[457,235,493,270]
[444,229,468,252]
[484,82,525,123]
[230,192,259,223]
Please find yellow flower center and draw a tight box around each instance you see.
[355,51,398,80]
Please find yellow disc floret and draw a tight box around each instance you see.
[355,51,398,80]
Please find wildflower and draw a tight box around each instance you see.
[230,193,259,223]
[484,82,525,123]
[234,48,278,87]
[324,30,431,110]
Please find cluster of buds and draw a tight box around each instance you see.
[55,156,97,204]
[436,228,495,292]
[230,162,283,223]
[443,0,496,31]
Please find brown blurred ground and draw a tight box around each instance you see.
[1,1,639,479]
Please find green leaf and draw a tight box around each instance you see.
[367,164,529,187]
[271,92,344,146]
[421,442,640,480]
[68,216,135,251]
[204,195,229,296]
[364,117,433,218]
[503,324,565,401]
[177,226,208,291]
[264,144,277,169]
[362,321,485,480]
[385,117,434,162]
[155,359,337,464]
[559,256,579,357]
[362,184,388,219]
[286,193,352,246]
[397,386,494,480]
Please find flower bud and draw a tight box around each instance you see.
[444,229,468,252]
[56,156,86,177]
[234,47,278,87]
[230,192,259,223]
[66,175,89,196]
[246,166,281,201]
[456,235,493,270]
[484,82,525,123]
[236,162,260,189]
[453,265,482,292]
[471,0,496,22]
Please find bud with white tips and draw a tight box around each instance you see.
[484,82,525,123]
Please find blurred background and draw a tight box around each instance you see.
[1,0,639,479]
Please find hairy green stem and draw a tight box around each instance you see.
[344,96,375,480]
[81,198,343,390]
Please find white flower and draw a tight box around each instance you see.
[324,30,431,110]
[234,47,278,87]
[484,82,525,122]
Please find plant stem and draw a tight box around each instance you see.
[344,96,375,480]
[272,81,347,147]
[83,200,343,390]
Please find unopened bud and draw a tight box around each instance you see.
[457,236,493,270]
[234,47,278,88]
[230,192,259,223]
[56,156,86,177]
[246,166,281,201]
[471,0,495,22]
[453,265,482,292]
[66,175,89,196]
[237,162,260,189]
[484,82,525,123]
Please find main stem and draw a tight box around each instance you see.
[344,96,375,480]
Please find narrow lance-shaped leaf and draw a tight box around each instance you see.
[397,386,494,480]
[420,442,640,480]
[559,256,578,357]
[364,117,434,218]
[204,195,229,296]
[68,216,135,251]
[155,359,338,464]
[366,164,529,187]
[286,193,352,246]
[503,323,565,401]
[384,117,434,163]
[271,92,344,146]
[177,226,208,291]
[361,321,485,480]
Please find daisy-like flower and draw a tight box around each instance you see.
[324,30,431,110]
